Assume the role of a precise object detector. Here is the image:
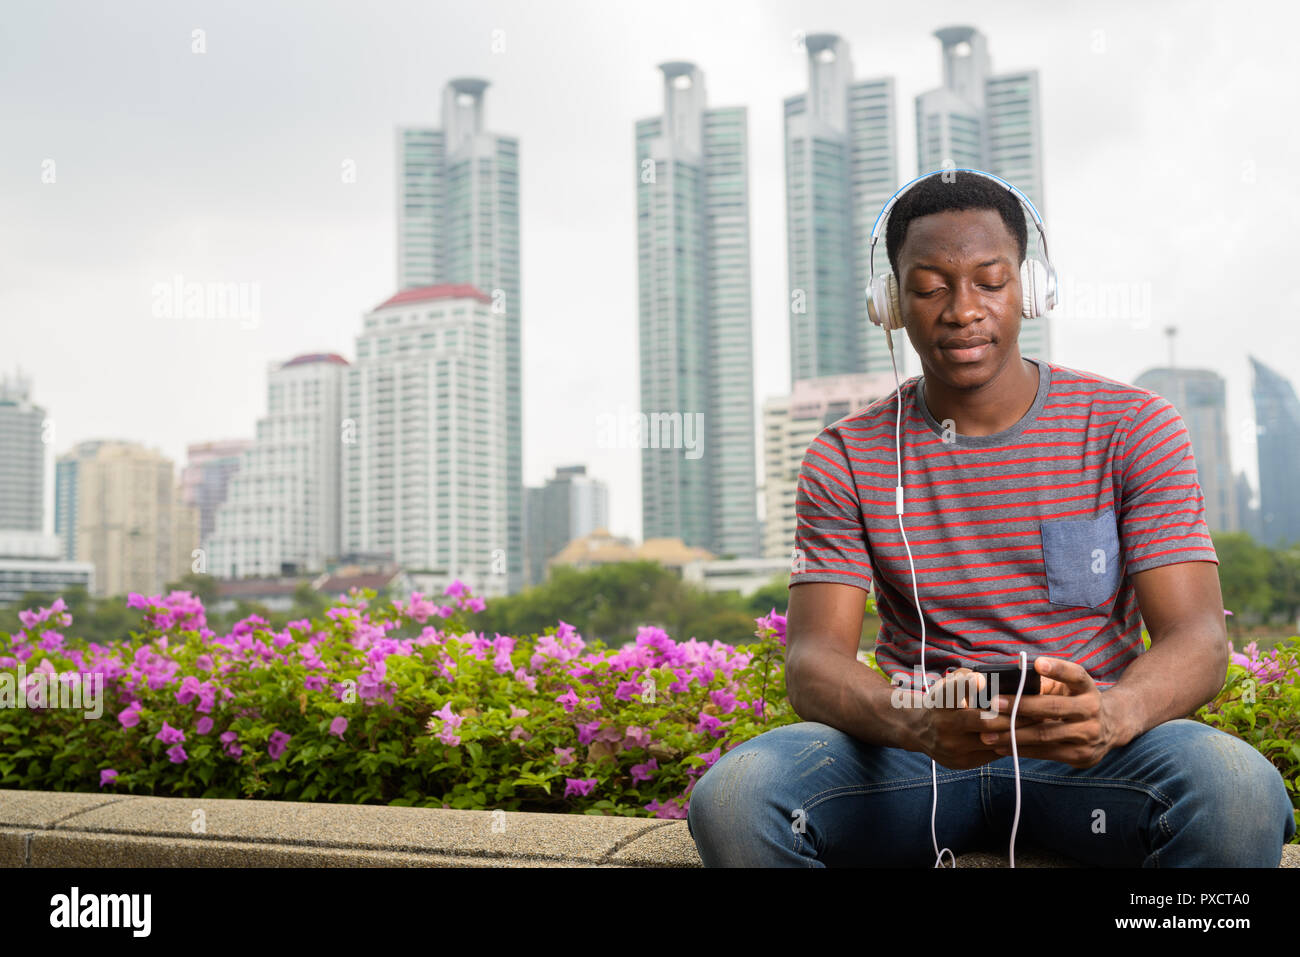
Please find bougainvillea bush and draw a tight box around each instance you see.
[0,587,1296,836]
[0,585,803,817]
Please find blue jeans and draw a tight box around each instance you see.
[686,718,1297,867]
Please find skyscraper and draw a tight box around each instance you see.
[342,285,507,598]
[914,26,1047,370]
[1134,367,1237,533]
[635,61,760,558]
[524,465,610,588]
[784,34,899,381]
[0,372,46,534]
[396,78,522,593]
[182,439,252,545]
[55,439,112,560]
[73,441,197,597]
[207,354,347,579]
[1250,357,1300,547]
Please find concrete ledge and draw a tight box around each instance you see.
[1,790,1296,867]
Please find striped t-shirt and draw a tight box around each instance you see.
[789,357,1219,689]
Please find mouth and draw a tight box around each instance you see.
[938,338,992,364]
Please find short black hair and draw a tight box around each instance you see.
[884,170,1028,280]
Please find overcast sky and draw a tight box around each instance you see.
[3,0,1297,543]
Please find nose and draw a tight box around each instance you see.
[945,278,986,326]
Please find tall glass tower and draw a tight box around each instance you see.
[396,78,522,593]
[784,33,899,381]
[1250,357,1300,547]
[913,26,1047,373]
[635,62,759,558]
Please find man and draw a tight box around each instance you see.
[686,171,1295,867]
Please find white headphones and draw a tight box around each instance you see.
[865,168,1058,331]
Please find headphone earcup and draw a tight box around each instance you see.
[868,274,904,331]
[1020,259,1048,319]
[885,275,903,329]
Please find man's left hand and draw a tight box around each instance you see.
[974,657,1129,768]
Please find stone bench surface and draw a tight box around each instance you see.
[0,790,1295,868]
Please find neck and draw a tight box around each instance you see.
[922,353,1040,437]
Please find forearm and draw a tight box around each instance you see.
[786,643,919,751]
[1104,624,1228,746]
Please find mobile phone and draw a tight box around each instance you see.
[972,662,1040,701]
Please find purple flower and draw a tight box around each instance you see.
[118,704,141,729]
[709,689,739,714]
[630,758,658,784]
[303,674,325,691]
[220,731,243,758]
[694,712,724,738]
[645,798,688,819]
[556,687,580,713]
[554,746,576,766]
[166,744,187,764]
[564,777,597,798]
[431,702,463,729]
[267,730,291,761]
[174,675,201,705]
[155,721,185,745]
[329,716,348,739]
[99,769,118,788]
[576,719,603,745]
[195,716,213,735]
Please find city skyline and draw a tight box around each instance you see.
[4,0,1298,546]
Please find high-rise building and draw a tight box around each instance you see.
[1250,357,1300,547]
[913,26,1047,371]
[74,441,197,597]
[762,372,897,559]
[0,372,46,534]
[396,78,522,593]
[784,34,899,382]
[207,354,347,579]
[1234,470,1262,543]
[55,440,114,560]
[1134,367,1237,533]
[342,285,507,598]
[524,465,610,587]
[636,61,760,558]
[182,439,252,546]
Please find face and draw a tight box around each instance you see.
[896,208,1023,389]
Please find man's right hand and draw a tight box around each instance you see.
[910,668,1028,770]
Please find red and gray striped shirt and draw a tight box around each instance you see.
[789,357,1219,689]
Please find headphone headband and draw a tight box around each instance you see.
[868,168,1051,285]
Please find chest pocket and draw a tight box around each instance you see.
[1039,509,1123,609]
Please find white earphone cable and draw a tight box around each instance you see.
[885,327,1027,870]
[884,329,953,868]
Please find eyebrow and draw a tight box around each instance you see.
[911,257,1011,273]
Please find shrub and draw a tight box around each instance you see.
[0,589,1295,840]
[1196,637,1300,840]
[0,586,808,817]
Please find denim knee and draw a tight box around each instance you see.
[1159,720,1296,864]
